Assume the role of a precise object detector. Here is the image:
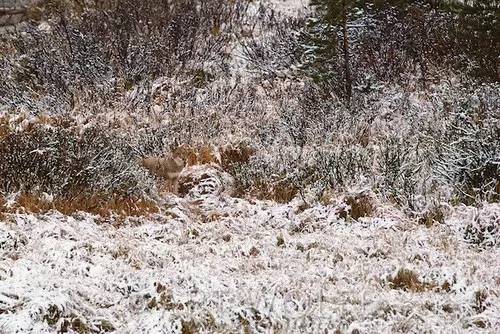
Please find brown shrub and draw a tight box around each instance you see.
[0,115,77,139]
[473,289,488,313]
[271,183,299,203]
[319,189,337,206]
[0,196,6,221]
[220,142,256,169]
[239,180,298,204]
[418,204,446,227]
[26,5,44,22]
[199,145,219,165]
[181,320,198,334]
[172,142,256,170]
[32,115,77,129]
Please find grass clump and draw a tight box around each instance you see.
[418,203,447,227]
[344,190,376,220]
[388,269,434,292]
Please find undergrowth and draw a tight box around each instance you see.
[0,0,498,217]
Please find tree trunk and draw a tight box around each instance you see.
[341,0,351,103]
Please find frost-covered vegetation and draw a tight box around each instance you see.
[1,193,499,333]
[0,0,499,333]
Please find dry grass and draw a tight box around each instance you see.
[0,115,77,135]
[389,269,435,292]
[0,193,159,218]
[241,180,299,204]
[0,118,9,141]
[220,142,256,169]
[418,205,446,228]
[344,191,376,220]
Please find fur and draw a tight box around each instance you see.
[140,156,185,193]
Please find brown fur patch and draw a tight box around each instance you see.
[171,144,219,166]
[171,142,256,169]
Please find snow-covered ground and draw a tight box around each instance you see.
[266,0,309,17]
[1,189,498,333]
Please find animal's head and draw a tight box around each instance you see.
[139,154,185,178]
[171,156,186,170]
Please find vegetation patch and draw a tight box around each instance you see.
[0,192,159,218]
[388,269,435,292]
[417,204,447,228]
[343,191,376,220]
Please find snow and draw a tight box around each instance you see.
[1,194,498,333]
[266,0,309,17]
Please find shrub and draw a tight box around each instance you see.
[0,0,243,114]
[429,85,500,205]
[463,204,499,248]
[417,203,447,228]
[232,158,300,203]
[0,121,154,199]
